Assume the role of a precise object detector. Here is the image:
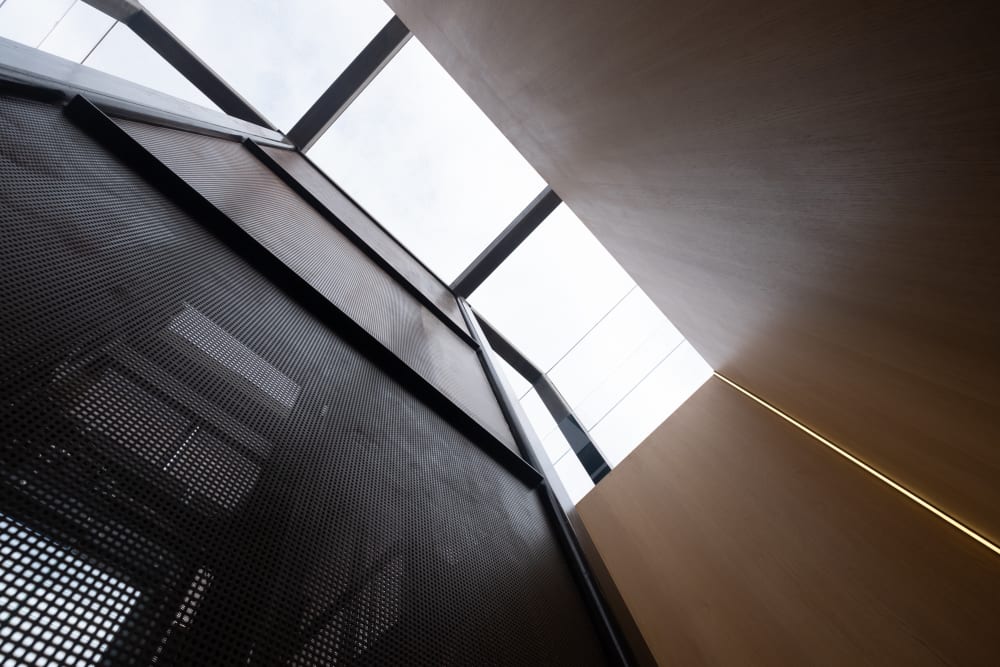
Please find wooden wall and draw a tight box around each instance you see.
[385,0,1000,545]
[577,377,1000,665]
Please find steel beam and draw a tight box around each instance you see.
[81,0,275,129]
[457,298,638,666]
[287,16,411,151]
[80,0,140,21]
[451,187,561,297]
[473,311,610,482]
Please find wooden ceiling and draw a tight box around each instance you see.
[387,0,1000,543]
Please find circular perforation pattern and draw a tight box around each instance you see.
[0,95,607,666]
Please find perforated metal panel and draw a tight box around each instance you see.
[113,118,515,454]
[0,95,608,666]
[260,146,468,332]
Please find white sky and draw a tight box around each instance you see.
[0,0,713,503]
[309,38,548,283]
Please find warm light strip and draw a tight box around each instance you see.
[713,372,1000,557]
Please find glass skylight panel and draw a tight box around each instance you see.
[0,0,76,47]
[493,354,532,400]
[544,287,689,431]
[34,0,113,63]
[471,203,635,370]
[84,23,217,109]
[572,319,687,430]
[308,38,546,282]
[514,391,588,501]
[540,427,572,465]
[141,0,393,130]
[553,450,594,504]
[589,341,712,466]
[517,388,559,448]
[546,287,684,417]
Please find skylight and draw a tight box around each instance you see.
[471,204,635,369]
[308,38,547,283]
[471,205,712,494]
[25,0,112,63]
[140,0,392,130]
[0,0,216,108]
[0,0,79,47]
[83,23,217,108]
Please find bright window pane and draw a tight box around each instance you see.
[84,22,217,109]
[540,428,571,465]
[142,0,393,130]
[518,388,559,444]
[0,0,75,47]
[471,203,635,369]
[514,387,569,464]
[309,39,546,282]
[37,1,113,62]
[547,287,685,428]
[0,1,217,109]
[573,319,686,430]
[493,354,532,400]
[553,450,594,504]
[590,341,712,466]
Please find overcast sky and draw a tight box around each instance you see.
[0,0,712,502]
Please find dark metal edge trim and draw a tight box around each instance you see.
[474,313,611,479]
[287,15,411,151]
[456,298,636,667]
[124,10,275,129]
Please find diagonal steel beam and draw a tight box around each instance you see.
[451,187,561,297]
[474,310,610,483]
[81,0,275,129]
[287,16,411,151]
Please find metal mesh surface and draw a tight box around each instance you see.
[260,146,467,332]
[0,95,608,666]
[113,119,515,453]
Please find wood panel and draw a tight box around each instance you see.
[385,0,1000,542]
[577,377,1000,665]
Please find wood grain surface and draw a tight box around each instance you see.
[578,377,1000,665]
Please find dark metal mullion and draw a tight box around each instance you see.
[474,312,611,483]
[287,16,411,151]
[123,10,275,128]
[451,187,561,297]
[456,298,634,667]
[476,314,542,384]
[534,378,611,482]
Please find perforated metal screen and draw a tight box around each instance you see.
[113,119,515,453]
[0,95,608,666]
[260,145,468,333]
